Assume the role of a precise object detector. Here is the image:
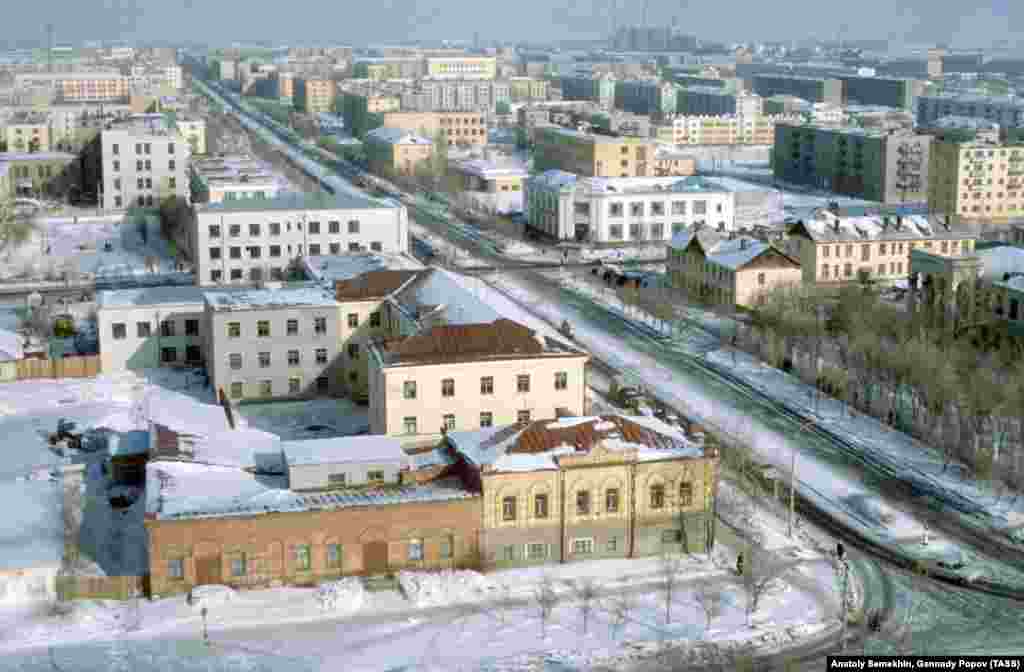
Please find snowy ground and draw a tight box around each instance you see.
[0,213,182,282]
[236,398,369,440]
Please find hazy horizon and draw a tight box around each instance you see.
[1,0,1020,50]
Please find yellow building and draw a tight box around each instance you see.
[666,114,798,146]
[381,111,486,148]
[293,77,337,115]
[425,56,497,80]
[4,113,52,153]
[364,127,435,176]
[509,77,549,102]
[927,137,1024,220]
[533,126,696,177]
[175,117,207,156]
[668,228,802,307]
[446,414,719,567]
[786,208,979,286]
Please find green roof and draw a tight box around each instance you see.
[202,190,392,212]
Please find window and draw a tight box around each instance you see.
[211,270,222,282]
[480,411,493,428]
[348,220,360,234]
[370,312,381,328]
[757,272,766,287]
[329,242,340,255]
[113,161,120,172]
[259,380,272,397]
[144,143,151,155]
[228,353,243,370]
[185,319,199,336]
[326,543,342,569]
[137,177,144,190]
[169,176,177,189]
[315,348,328,364]
[269,244,281,258]
[661,529,682,544]
[480,376,494,395]
[168,558,184,579]
[606,488,620,513]
[286,319,298,335]
[112,143,119,156]
[186,345,201,362]
[158,319,175,337]
[517,374,530,393]
[316,376,329,393]
[231,554,247,577]
[311,317,326,335]
[295,545,311,571]
[248,246,261,259]
[135,321,151,338]
[517,409,531,424]
[270,222,281,236]
[230,382,244,399]
[144,160,151,171]
[607,537,618,552]
[576,490,591,515]
[329,221,340,234]
[443,414,456,431]
[347,343,359,359]
[531,493,550,519]
[347,313,359,328]
[309,244,321,256]
[114,196,122,207]
[308,221,320,234]
[404,381,417,399]
[227,322,241,338]
[609,202,623,217]
[693,200,707,215]
[161,347,176,363]
[289,377,301,394]
[441,378,455,397]
[527,543,548,560]
[502,496,517,521]
[136,160,143,171]
[229,246,241,259]
[502,545,517,562]
[246,223,259,237]
[168,142,175,154]
[630,202,644,217]
[554,371,567,390]
[258,352,271,368]
[348,242,361,252]
[371,242,383,252]
[366,469,385,484]
[287,350,300,366]
[403,416,417,435]
[229,225,241,238]
[572,538,594,555]
[650,484,665,509]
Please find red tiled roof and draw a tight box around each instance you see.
[507,415,679,454]
[384,318,545,364]
[334,270,421,301]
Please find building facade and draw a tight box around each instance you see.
[424,57,497,80]
[0,152,79,198]
[751,75,844,105]
[666,113,796,146]
[676,87,743,116]
[842,76,923,110]
[379,111,486,148]
[447,157,528,214]
[560,74,616,108]
[774,123,933,203]
[3,112,52,153]
[532,126,694,178]
[927,137,1024,220]
[293,77,336,115]
[364,127,434,176]
[917,94,1024,129]
[96,287,207,373]
[191,192,410,286]
[614,80,677,120]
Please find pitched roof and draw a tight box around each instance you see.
[334,269,421,300]
[789,209,981,243]
[382,318,544,365]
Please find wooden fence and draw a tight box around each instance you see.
[56,574,149,601]
[15,355,100,380]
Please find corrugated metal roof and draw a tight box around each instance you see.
[382,318,545,365]
[334,270,422,300]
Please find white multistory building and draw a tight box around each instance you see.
[96,114,191,210]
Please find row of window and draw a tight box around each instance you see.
[110,159,176,173]
[113,176,176,191]
[159,345,201,363]
[110,319,200,339]
[498,531,683,562]
[604,221,722,241]
[226,376,331,399]
[820,240,967,260]
[501,483,693,522]
[226,317,329,338]
[821,262,905,279]
[607,200,720,218]
[111,142,176,156]
[209,220,361,239]
[402,372,567,400]
[228,346,336,370]
[403,408,532,435]
[209,240,382,260]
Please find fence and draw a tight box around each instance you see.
[15,355,100,380]
[56,574,149,601]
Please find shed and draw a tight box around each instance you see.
[282,436,406,491]
[108,430,151,486]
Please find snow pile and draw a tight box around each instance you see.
[188,585,235,611]
[398,570,493,608]
[315,578,366,614]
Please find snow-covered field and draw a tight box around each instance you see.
[0,214,181,282]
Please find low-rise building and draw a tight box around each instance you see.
[446,414,719,567]
[667,228,802,307]
[283,436,406,491]
[96,286,208,373]
[190,155,288,205]
[4,111,52,153]
[380,111,486,148]
[447,156,528,214]
[0,151,80,198]
[532,126,696,178]
[786,208,980,286]
[364,127,434,177]
[191,191,409,286]
[424,56,497,80]
[614,80,677,120]
[526,171,735,243]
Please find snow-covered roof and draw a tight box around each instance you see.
[0,152,79,162]
[0,327,23,361]
[0,479,62,571]
[366,127,433,145]
[188,428,286,474]
[977,245,1024,281]
[707,237,791,271]
[446,425,527,468]
[204,285,339,311]
[451,157,528,179]
[406,446,456,470]
[200,190,391,212]
[394,267,501,326]
[791,209,979,243]
[529,169,578,190]
[669,226,724,252]
[96,285,207,309]
[147,389,233,437]
[283,436,404,466]
[145,460,476,521]
[301,253,424,286]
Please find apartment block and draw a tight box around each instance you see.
[751,75,844,105]
[96,286,208,372]
[204,285,345,400]
[668,229,802,307]
[81,114,190,210]
[191,192,409,286]
[787,208,979,286]
[3,111,52,152]
[380,111,486,148]
[559,74,616,108]
[293,77,336,115]
[614,80,677,120]
[364,127,434,176]
[774,123,933,204]
[927,136,1024,220]
[666,113,798,146]
[675,86,744,116]
[532,126,694,178]
[424,56,497,80]
[842,76,923,110]
[917,94,1024,129]
[508,77,549,102]
[526,171,734,243]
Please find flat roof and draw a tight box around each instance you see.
[204,285,339,311]
[0,152,79,162]
[200,190,392,212]
[97,285,208,309]
[282,436,405,466]
[302,252,424,286]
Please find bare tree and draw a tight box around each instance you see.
[657,550,686,624]
[533,574,559,640]
[693,582,724,635]
[566,577,599,637]
[740,545,785,627]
